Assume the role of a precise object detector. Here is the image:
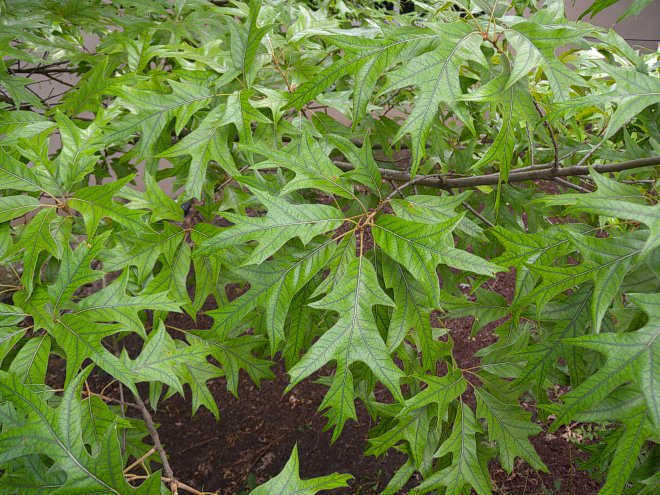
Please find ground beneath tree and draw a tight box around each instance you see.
[42,268,601,494]
[148,270,601,495]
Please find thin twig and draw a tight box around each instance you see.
[576,139,606,168]
[447,190,495,227]
[124,448,157,474]
[553,177,591,193]
[132,392,179,495]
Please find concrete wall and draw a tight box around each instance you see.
[564,0,660,50]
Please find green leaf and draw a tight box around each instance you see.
[11,208,70,296]
[287,256,403,438]
[185,331,274,397]
[597,410,653,495]
[373,214,501,303]
[53,112,100,190]
[568,230,644,332]
[124,322,211,395]
[119,173,184,222]
[158,106,238,199]
[513,286,592,396]
[68,175,148,238]
[382,22,485,175]
[286,30,435,120]
[475,388,546,473]
[72,270,181,337]
[390,193,484,240]
[0,196,42,223]
[552,292,660,434]
[250,445,352,495]
[7,334,50,385]
[102,224,185,285]
[177,359,224,419]
[104,81,214,159]
[0,148,48,194]
[0,303,25,327]
[0,369,162,494]
[220,90,271,151]
[229,0,272,86]
[206,240,335,351]
[52,313,135,391]
[551,67,660,138]
[413,402,491,495]
[246,131,357,199]
[400,369,467,427]
[143,239,192,314]
[329,134,382,197]
[505,22,591,100]
[449,287,508,337]
[367,405,431,469]
[48,232,108,312]
[196,189,344,266]
[382,254,436,370]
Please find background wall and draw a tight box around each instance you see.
[565,0,659,50]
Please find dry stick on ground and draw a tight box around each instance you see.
[132,392,179,495]
[333,155,660,189]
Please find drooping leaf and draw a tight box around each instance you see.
[0,369,162,494]
[475,388,546,473]
[552,292,660,434]
[197,188,344,266]
[413,402,491,495]
[250,445,352,495]
[288,256,403,439]
[373,214,501,304]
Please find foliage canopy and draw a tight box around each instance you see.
[0,0,658,494]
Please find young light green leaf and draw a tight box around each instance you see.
[250,445,352,495]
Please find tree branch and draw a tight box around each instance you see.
[132,392,179,495]
[334,155,660,190]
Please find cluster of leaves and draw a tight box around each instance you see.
[0,0,658,493]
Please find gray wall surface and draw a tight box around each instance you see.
[565,0,660,50]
